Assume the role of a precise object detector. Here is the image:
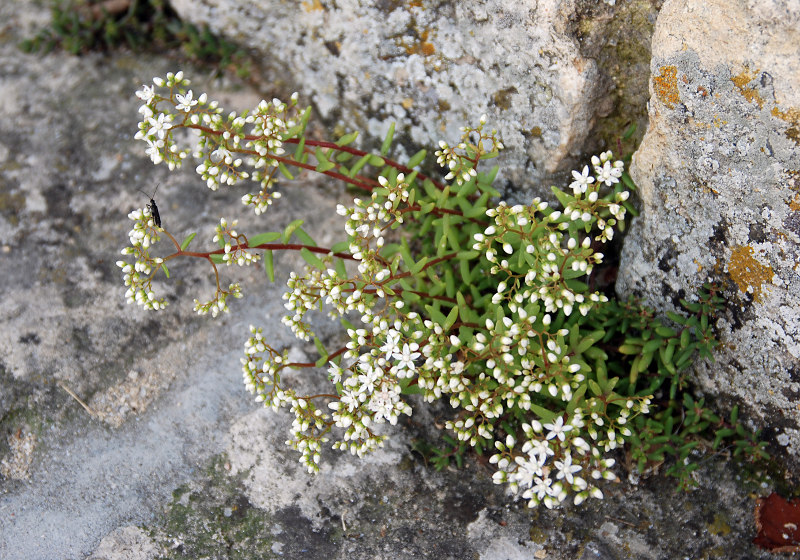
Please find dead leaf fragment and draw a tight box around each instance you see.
[753,492,800,553]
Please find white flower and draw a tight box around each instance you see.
[524,438,554,463]
[379,329,401,357]
[595,160,622,186]
[554,453,582,484]
[146,113,172,140]
[136,84,155,103]
[144,139,163,164]
[530,475,553,501]
[327,362,343,384]
[569,165,595,194]
[393,342,420,372]
[543,416,572,441]
[357,363,382,394]
[368,382,401,424]
[512,457,543,489]
[340,388,361,413]
[175,90,198,112]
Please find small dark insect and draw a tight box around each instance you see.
[138,184,162,228]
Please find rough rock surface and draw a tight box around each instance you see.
[616,0,800,463]
[0,0,788,559]
[169,0,639,192]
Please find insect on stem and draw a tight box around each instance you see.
[138,183,162,228]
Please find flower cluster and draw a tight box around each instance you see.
[193,283,242,318]
[133,72,301,206]
[117,207,168,310]
[489,400,650,508]
[134,72,194,170]
[434,114,504,185]
[214,218,261,267]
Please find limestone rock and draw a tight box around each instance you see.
[617,0,800,460]
[169,0,611,189]
[89,526,159,560]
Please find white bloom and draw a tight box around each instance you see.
[554,453,582,484]
[144,139,163,164]
[380,329,401,357]
[357,363,382,394]
[569,165,595,194]
[530,475,553,501]
[146,113,172,140]
[175,90,198,112]
[543,416,572,441]
[136,84,155,103]
[393,342,420,373]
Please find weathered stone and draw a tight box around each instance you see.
[88,526,159,560]
[617,0,800,460]
[169,0,617,190]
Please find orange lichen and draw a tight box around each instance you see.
[731,67,765,108]
[403,29,435,56]
[728,245,774,302]
[785,170,800,209]
[772,106,800,123]
[302,0,324,12]
[653,66,679,109]
[771,107,800,146]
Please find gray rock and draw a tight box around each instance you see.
[169,0,621,190]
[617,0,800,463]
[88,526,159,560]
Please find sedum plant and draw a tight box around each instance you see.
[120,72,767,509]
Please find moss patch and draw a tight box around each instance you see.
[149,455,276,558]
[148,454,338,559]
[575,0,661,153]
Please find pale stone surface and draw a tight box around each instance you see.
[169,0,609,189]
[88,526,159,560]
[617,0,800,460]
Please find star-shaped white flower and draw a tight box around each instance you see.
[543,416,572,441]
[554,453,582,484]
[569,165,594,194]
[175,90,198,112]
[136,84,155,103]
[146,113,172,140]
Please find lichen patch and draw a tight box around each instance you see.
[728,245,774,302]
[653,65,679,109]
[731,67,765,109]
[771,106,800,146]
[0,428,36,480]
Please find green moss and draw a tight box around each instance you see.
[20,0,252,79]
[529,524,548,544]
[150,454,279,559]
[492,86,518,111]
[707,513,731,536]
[0,185,25,227]
[0,364,49,476]
[576,0,661,154]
